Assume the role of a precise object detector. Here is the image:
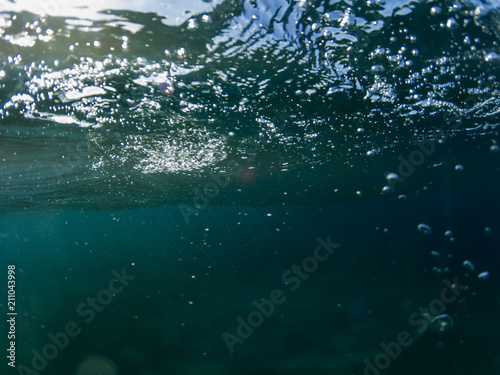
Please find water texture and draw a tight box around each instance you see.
[0,1,499,374]
[0,0,499,211]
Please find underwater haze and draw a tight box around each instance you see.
[0,0,499,374]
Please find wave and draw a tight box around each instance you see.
[0,0,499,212]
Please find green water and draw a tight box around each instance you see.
[1,0,499,374]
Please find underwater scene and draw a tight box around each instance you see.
[1,0,499,373]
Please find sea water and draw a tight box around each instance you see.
[0,0,499,374]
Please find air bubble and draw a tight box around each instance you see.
[478,271,490,280]
[371,65,385,73]
[475,5,489,17]
[490,145,500,153]
[187,19,198,29]
[444,230,453,238]
[386,172,399,182]
[455,164,464,171]
[430,6,442,15]
[484,227,492,235]
[463,260,475,271]
[446,18,459,29]
[485,52,500,62]
[417,223,432,235]
[430,314,454,333]
[158,82,174,96]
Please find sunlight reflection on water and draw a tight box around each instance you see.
[0,0,224,25]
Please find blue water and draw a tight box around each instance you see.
[1,0,500,374]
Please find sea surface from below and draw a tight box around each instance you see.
[1,0,499,374]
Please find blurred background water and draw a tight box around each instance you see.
[0,0,499,374]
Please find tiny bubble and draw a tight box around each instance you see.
[478,271,490,280]
[446,18,459,29]
[386,172,398,179]
[430,314,454,333]
[371,65,385,73]
[431,6,442,15]
[463,260,475,271]
[418,223,432,235]
[485,52,500,62]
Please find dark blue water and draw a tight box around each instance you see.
[1,0,500,374]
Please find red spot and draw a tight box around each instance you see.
[158,82,174,96]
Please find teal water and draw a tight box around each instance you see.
[1,0,499,374]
